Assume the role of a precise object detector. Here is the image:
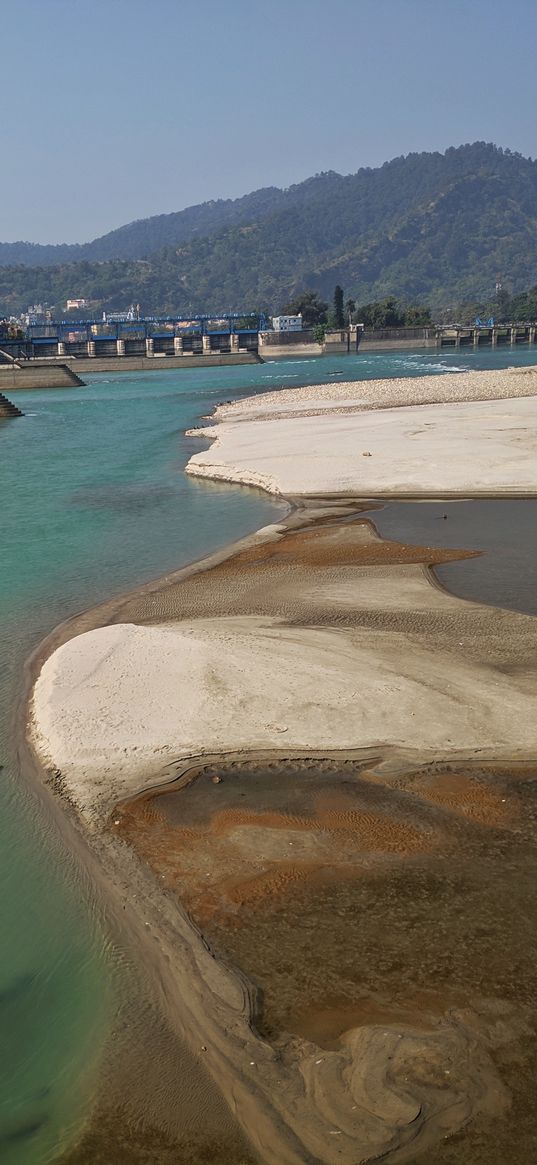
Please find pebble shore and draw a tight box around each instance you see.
[214,365,537,422]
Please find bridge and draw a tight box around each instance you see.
[1,313,269,361]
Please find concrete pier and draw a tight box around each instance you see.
[0,390,23,418]
[437,324,537,349]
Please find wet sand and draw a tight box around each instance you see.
[113,751,537,1165]
[115,757,537,1045]
[25,369,537,1163]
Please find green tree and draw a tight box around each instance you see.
[281,290,328,326]
[509,285,537,320]
[403,303,432,325]
[355,297,432,328]
[345,298,356,324]
[333,285,345,328]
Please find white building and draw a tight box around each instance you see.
[65,298,88,312]
[24,303,51,326]
[272,314,303,332]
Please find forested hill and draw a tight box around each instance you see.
[0,176,341,267]
[2,143,537,314]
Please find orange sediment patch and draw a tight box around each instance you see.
[210,522,478,570]
[116,779,437,931]
[408,771,519,827]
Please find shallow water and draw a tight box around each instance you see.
[1,346,537,1162]
[364,499,537,616]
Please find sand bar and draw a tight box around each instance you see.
[32,585,537,820]
[187,391,537,496]
[211,364,537,421]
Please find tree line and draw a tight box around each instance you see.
[281,288,432,330]
[283,283,537,329]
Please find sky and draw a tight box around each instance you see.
[1,0,537,243]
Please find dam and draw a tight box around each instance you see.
[2,318,537,379]
[4,313,267,361]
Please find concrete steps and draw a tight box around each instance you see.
[0,391,23,418]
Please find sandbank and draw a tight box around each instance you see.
[32,586,537,821]
[187,392,537,496]
[211,364,537,421]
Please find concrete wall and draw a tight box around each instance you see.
[358,337,437,352]
[0,363,83,389]
[24,352,262,375]
[323,330,350,354]
[259,330,321,358]
[258,341,321,358]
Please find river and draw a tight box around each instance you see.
[2,345,537,1162]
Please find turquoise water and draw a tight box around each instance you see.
[2,346,537,1163]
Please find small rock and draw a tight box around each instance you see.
[362,451,372,457]
[211,775,222,784]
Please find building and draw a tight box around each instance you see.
[65,298,88,312]
[103,304,141,322]
[271,314,303,332]
[23,304,51,326]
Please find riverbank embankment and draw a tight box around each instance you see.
[0,363,83,389]
[9,351,261,380]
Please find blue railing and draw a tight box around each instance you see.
[27,312,269,342]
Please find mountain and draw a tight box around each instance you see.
[0,177,340,267]
[1,143,537,315]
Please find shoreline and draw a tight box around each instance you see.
[185,370,537,499]
[22,368,537,1163]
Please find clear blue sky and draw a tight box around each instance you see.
[2,0,537,243]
